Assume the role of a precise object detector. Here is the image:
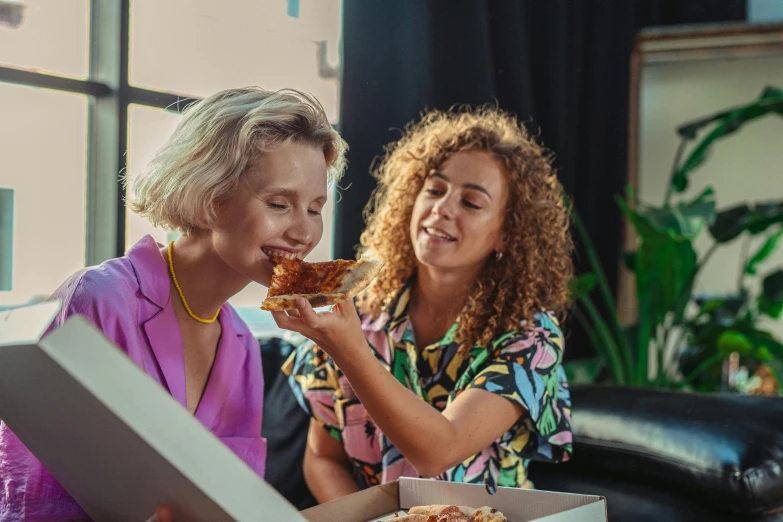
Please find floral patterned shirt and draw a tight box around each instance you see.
[282,283,573,491]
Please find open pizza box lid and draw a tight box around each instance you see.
[0,300,307,522]
[304,477,607,521]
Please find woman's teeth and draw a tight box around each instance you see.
[425,228,455,241]
[262,248,298,260]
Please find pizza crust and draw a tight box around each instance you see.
[408,505,468,516]
[260,258,382,311]
[407,505,507,522]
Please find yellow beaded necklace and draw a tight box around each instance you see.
[167,240,220,324]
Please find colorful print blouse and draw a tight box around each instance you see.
[282,283,573,491]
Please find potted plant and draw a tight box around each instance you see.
[567,86,783,394]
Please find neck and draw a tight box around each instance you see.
[410,263,481,320]
[165,233,251,319]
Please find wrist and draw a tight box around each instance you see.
[327,336,372,371]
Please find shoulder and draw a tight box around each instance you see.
[487,311,564,367]
[491,311,562,346]
[44,258,142,344]
[51,258,139,318]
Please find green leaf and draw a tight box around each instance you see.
[673,87,783,193]
[674,84,782,138]
[569,274,597,301]
[741,328,783,359]
[639,187,716,239]
[579,295,627,385]
[619,196,698,386]
[694,294,747,318]
[717,330,754,357]
[716,329,783,374]
[763,269,783,301]
[618,196,699,325]
[564,357,605,385]
[640,239,698,324]
[745,228,783,275]
[672,170,688,193]
[699,298,725,316]
[619,199,657,240]
[759,270,783,319]
[759,296,783,319]
[710,200,783,243]
[569,197,635,379]
[761,85,783,114]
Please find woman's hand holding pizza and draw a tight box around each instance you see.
[270,297,369,365]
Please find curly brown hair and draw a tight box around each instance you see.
[357,105,575,351]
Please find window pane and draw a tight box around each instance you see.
[126,104,182,249]
[0,0,90,78]
[125,103,335,310]
[129,0,342,122]
[0,83,87,306]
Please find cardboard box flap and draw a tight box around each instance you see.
[0,307,306,522]
[528,500,607,522]
[0,299,60,345]
[302,481,400,521]
[399,478,605,522]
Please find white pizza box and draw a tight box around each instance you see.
[303,477,607,521]
[0,300,306,522]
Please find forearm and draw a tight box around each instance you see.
[304,451,359,503]
[331,347,458,477]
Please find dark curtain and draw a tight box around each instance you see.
[334,0,745,360]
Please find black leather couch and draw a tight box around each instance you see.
[260,341,783,521]
[528,386,783,521]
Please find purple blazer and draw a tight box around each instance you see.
[0,235,266,522]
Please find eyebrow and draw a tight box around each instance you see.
[428,171,492,200]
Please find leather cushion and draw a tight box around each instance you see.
[529,461,783,522]
[567,385,783,514]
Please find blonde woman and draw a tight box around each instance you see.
[279,106,574,502]
[0,87,346,522]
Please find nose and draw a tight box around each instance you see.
[284,210,315,246]
[432,193,457,220]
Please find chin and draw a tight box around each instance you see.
[415,251,450,270]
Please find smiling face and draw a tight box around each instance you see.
[409,150,508,273]
[208,140,328,287]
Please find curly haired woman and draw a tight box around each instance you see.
[277,106,575,502]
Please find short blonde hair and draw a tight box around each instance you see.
[127,87,347,234]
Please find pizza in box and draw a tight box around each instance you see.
[393,504,507,521]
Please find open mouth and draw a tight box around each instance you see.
[424,227,456,241]
[262,247,300,260]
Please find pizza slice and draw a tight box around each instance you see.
[260,254,382,311]
[407,505,507,522]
